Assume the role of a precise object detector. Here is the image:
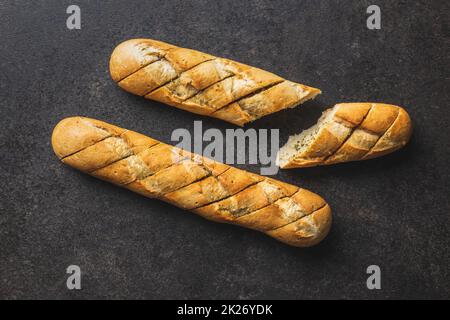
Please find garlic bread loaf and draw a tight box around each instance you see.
[109,39,321,126]
[277,103,412,168]
[52,117,331,247]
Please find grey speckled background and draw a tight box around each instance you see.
[0,0,449,299]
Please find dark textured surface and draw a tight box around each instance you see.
[0,0,449,299]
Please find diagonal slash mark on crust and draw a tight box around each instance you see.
[118,49,294,120]
[120,157,215,196]
[211,80,285,115]
[87,142,162,173]
[59,129,130,160]
[321,104,374,163]
[192,177,294,219]
[361,110,401,158]
[117,56,164,83]
[140,57,218,97]
[267,203,328,232]
[60,134,112,160]
[234,188,308,224]
[179,73,237,104]
[114,43,183,82]
[154,158,217,194]
[122,153,192,186]
[161,167,233,199]
[191,178,263,211]
[232,193,295,221]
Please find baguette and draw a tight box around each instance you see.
[109,39,321,126]
[277,103,412,168]
[51,117,331,247]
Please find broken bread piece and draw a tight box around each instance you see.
[277,103,412,168]
[109,38,321,126]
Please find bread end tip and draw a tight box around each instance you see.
[51,117,82,159]
[267,203,332,248]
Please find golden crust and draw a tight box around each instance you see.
[51,117,125,159]
[110,38,321,125]
[266,204,332,247]
[363,107,412,159]
[359,103,399,134]
[280,157,324,169]
[127,160,217,197]
[162,167,262,210]
[62,136,132,172]
[211,82,321,126]
[163,47,214,74]
[235,188,326,232]
[192,179,298,223]
[334,103,372,126]
[210,102,252,126]
[279,103,413,168]
[240,82,321,119]
[324,129,378,164]
[183,68,283,112]
[117,60,178,96]
[302,121,351,159]
[109,39,175,82]
[52,117,331,247]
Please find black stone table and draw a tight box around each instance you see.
[0,0,448,299]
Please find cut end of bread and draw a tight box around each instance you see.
[277,103,412,169]
[277,107,336,168]
[230,82,322,127]
[304,86,322,102]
